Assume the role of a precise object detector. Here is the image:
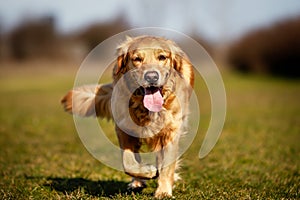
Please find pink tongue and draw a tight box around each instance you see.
[143,90,164,112]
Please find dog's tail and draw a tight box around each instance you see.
[61,83,113,119]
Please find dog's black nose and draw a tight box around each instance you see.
[144,71,159,84]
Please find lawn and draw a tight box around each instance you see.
[0,61,299,199]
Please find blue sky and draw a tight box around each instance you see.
[0,0,299,42]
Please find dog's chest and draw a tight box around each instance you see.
[112,85,182,138]
[128,95,180,138]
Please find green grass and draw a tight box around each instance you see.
[0,62,299,199]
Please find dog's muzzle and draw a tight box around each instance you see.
[144,71,159,85]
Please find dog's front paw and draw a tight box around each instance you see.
[154,183,173,199]
[125,164,158,179]
[154,191,173,199]
[123,149,158,179]
[142,164,158,179]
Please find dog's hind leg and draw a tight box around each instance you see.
[127,177,146,192]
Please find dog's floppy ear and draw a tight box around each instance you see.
[114,54,127,76]
[113,36,133,77]
[169,40,194,88]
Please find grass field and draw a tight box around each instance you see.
[0,61,299,199]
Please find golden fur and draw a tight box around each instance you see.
[61,36,194,198]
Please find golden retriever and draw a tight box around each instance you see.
[61,36,194,198]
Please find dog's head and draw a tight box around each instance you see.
[113,36,194,112]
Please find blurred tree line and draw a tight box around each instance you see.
[0,14,212,63]
[227,17,300,78]
[0,14,299,78]
[9,16,57,60]
[0,14,130,62]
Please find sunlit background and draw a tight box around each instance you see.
[0,1,300,199]
[0,0,300,77]
[1,0,300,41]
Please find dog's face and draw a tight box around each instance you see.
[114,36,194,113]
[127,47,172,88]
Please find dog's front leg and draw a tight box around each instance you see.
[116,127,157,179]
[155,137,179,198]
[122,149,157,179]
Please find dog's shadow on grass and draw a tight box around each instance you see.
[44,177,132,197]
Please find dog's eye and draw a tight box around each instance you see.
[133,57,142,62]
[158,55,167,61]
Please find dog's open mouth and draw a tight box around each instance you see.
[143,86,164,112]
